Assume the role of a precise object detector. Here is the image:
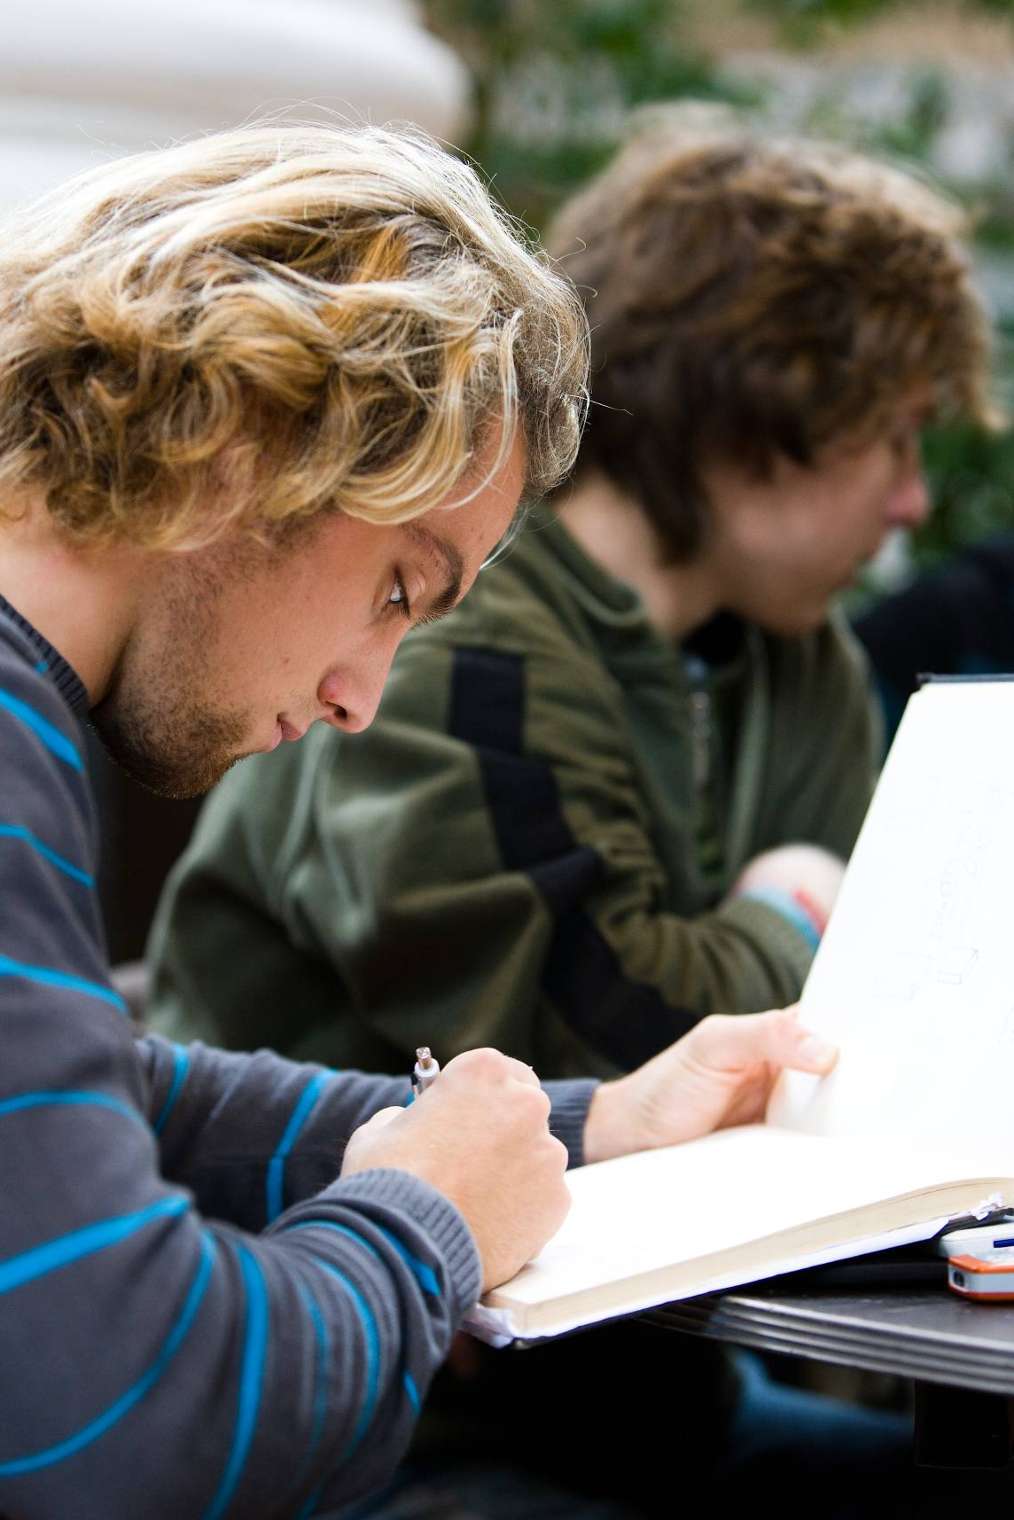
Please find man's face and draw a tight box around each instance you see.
[92,434,525,797]
[706,405,931,636]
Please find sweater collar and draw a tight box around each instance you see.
[0,594,90,716]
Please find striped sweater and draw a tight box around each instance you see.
[0,599,595,1520]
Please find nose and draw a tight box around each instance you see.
[887,467,930,531]
[317,647,397,735]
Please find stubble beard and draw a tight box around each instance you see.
[90,559,253,799]
[92,686,249,798]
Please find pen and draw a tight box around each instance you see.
[412,1046,440,1099]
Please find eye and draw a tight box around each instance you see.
[387,573,412,620]
[889,425,918,464]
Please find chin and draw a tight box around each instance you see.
[111,748,240,800]
[93,718,243,799]
[757,605,829,637]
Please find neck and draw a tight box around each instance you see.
[0,492,140,703]
[555,470,721,641]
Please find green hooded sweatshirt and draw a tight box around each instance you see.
[147,507,879,1080]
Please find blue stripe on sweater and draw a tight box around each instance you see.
[266,1217,439,1443]
[301,1282,330,1464]
[0,1090,143,1128]
[295,1484,324,1520]
[0,1233,215,1476]
[202,1245,269,1520]
[403,1370,420,1413]
[373,1225,440,1297]
[288,1281,330,1514]
[153,1045,190,1136]
[303,1252,379,1462]
[265,1072,330,1225]
[282,1218,440,1298]
[0,688,82,772]
[0,824,93,887]
[0,954,126,1014]
[0,1196,188,1295]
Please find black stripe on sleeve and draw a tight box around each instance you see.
[449,647,697,1068]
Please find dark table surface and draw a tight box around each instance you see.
[649,1282,1014,1395]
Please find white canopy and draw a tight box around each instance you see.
[0,0,470,211]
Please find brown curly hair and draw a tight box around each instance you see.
[548,106,997,562]
[0,122,588,549]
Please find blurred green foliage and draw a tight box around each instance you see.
[425,0,757,228]
[920,328,1014,564]
[868,70,950,160]
[747,0,1014,48]
[426,0,1014,565]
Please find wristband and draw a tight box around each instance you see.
[789,886,829,939]
[737,884,825,952]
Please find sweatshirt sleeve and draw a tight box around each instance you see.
[0,658,481,1518]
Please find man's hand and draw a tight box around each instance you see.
[583,1007,837,1165]
[342,1048,569,1292]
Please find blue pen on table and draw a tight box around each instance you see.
[411,1046,440,1100]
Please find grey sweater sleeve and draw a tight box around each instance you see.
[139,1037,598,1223]
[0,636,488,1518]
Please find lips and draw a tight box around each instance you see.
[277,718,307,742]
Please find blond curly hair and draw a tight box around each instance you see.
[0,123,588,548]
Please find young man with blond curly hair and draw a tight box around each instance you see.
[0,121,845,1518]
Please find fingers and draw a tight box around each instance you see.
[693,1008,837,1075]
[443,1047,542,1089]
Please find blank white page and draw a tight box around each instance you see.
[769,679,1014,1162]
[489,1123,1004,1316]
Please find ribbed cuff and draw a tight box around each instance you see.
[324,1169,481,1320]
[718,893,818,988]
[543,1078,599,1169]
[735,886,822,951]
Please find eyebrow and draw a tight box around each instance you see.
[404,522,464,623]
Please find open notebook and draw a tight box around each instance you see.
[470,677,1014,1343]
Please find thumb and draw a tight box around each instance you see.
[692,1007,837,1075]
[766,1007,837,1074]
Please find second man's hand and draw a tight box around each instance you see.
[582,1007,838,1166]
[341,1047,569,1292]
